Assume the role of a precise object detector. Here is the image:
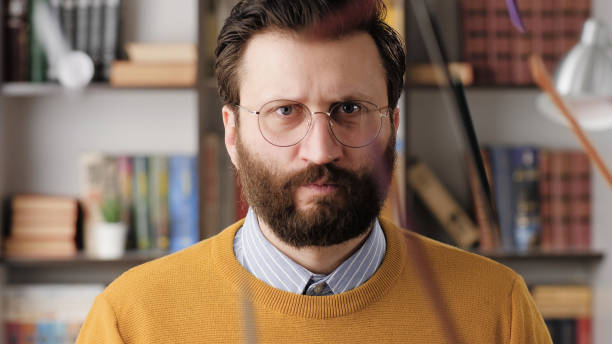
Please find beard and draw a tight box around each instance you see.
[235,132,396,248]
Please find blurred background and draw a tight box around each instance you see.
[1,0,611,343]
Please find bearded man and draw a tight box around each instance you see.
[77,0,552,343]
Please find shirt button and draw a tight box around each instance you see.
[313,284,325,294]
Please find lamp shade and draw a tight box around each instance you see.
[537,18,612,131]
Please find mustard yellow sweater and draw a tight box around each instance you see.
[76,218,552,343]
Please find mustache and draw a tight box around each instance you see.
[282,163,360,190]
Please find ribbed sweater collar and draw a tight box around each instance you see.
[212,217,407,319]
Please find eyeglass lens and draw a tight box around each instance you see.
[256,100,383,147]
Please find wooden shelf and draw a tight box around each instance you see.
[2,250,168,268]
[476,250,605,263]
[0,82,208,96]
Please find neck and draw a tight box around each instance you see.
[257,217,372,275]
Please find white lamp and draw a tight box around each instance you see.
[537,19,612,131]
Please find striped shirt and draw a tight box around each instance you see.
[233,208,386,296]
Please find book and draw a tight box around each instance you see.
[132,156,151,250]
[407,63,474,86]
[109,61,196,87]
[488,146,515,250]
[101,0,119,80]
[407,161,479,249]
[116,156,134,248]
[4,284,104,342]
[466,151,499,251]
[510,147,540,251]
[539,149,553,250]
[5,238,77,258]
[549,151,571,251]
[87,0,103,79]
[60,0,76,48]
[568,151,591,250]
[148,156,170,251]
[532,285,592,318]
[169,155,199,253]
[4,0,30,81]
[29,0,48,82]
[74,0,89,52]
[125,42,197,63]
[460,0,488,84]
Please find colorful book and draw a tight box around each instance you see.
[488,146,515,250]
[29,0,48,82]
[5,0,30,81]
[510,147,540,251]
[148,156,170,251]
[407,161,480,249]
[87,0,103,79]
[169,155,199,253]
[132,156,151,250]
[549,151,571,251]
[568,151,591,250]
[101,0,120,80]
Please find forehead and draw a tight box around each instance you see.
[238,29,387,106]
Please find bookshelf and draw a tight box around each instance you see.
[0,0,610,342]
[406,1,612,342]
[0,0,200,332]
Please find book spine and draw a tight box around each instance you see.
[460,0,487,85]
[132,156,151,250]
[489,146,515,250]
[28,0,47,82]
[467,151,496,251]
[511,0,533,85]
[407,161,480,249]
[169,155,199,253]
[493,0,512,85]
[549,151,571,251]
[60,0,75,49]
[540,0,556,73]
[569,151,591,250]
[148,156,169,251]
[558,318,576,344]
[538,150,553,250]
[576,317,592,344]
[74,0,89,52]
[484,0,498,85]
[87,0,102,79]
[101,0,119,80]
[46,0,61,80]
[5,0,29,81]
[510,147,540,251]
[116,156,134,249]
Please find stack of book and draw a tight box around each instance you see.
[3,0,121,82]
[109,42,196,87]
[531,285,592,344]
[80,154,199,254]
[4,284,104,343]
[6,195,78,259]
[460,0,591,85]
[476,146,591,252]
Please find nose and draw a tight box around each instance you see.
[297,112,342,164]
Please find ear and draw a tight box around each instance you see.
[222,105,239,169]
[393,106,400,135]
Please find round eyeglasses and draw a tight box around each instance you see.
[235,99,390,148]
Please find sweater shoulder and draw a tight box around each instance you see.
[101,223,238,304]
[382,219,521,292]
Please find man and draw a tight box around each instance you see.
[77,0,552,343]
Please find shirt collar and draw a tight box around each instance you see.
[233,208,386,295]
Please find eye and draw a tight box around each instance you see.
[275,105,294,116]
[337,101,364,114]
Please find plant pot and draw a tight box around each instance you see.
[91,222,127,259]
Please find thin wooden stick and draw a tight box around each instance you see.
[529,54,612,190]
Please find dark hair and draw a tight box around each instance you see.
[214,0,406,114]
